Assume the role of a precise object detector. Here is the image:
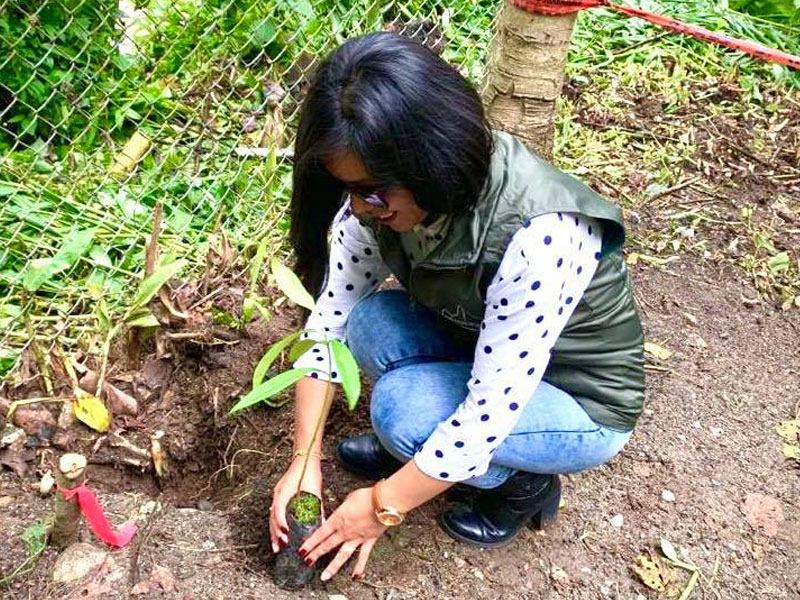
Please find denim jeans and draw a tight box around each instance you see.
[345,290,632,489]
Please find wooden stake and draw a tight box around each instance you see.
[51,453,86,549]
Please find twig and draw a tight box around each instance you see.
[163,543,260,553]
[144,200,162,277]
[677,569,700,600]
[648,176,702,204]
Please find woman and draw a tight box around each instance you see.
[268,31,645,583]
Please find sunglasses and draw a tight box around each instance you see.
[345,184,390,210]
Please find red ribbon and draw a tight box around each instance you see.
[508,0,800,70]
[58,483,138,548]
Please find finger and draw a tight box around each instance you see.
[269,499,289,553]
[298,513,336,557]
[321,540,361,582]
[304,531,344,566]
[351,537,377,580]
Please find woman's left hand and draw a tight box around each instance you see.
[298,486,387,581]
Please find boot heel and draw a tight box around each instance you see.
[527,477,561,531]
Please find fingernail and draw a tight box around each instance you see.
[297,548,307,557]
[320,571,331,582]
[272,542,279,554]
[304,557,313,567]
[281,535,288,545]
[281,526,289,535]
[351,573,361,581]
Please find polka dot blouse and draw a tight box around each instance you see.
[294,204,603,482]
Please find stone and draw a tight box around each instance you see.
[329,595,348,600]
[0,495,13,508]
[661,490,676,503]
[52,542,108,584]
[196,499,213,511]
[609,514,624,528]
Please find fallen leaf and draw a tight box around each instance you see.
[150,565,177,592]
[644,342,673,361]
[776,419,799,442]
[660,538,679,563]
[73,395,111,432]
[632,553,667,592]
[742,493,784,537]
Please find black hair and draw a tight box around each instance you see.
[289,31,494,295]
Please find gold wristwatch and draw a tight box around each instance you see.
[371,479,405,526]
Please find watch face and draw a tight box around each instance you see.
[377,510,403,526]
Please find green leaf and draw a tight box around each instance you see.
[252,331,301,388]
[230,368,313,414]
[21,521,48,556]
[288,338,316,362]
[330,339,361,411]
[250,18,278,47]
[0,348,20,379]
[126,308,160,328]
[271,258,315,310]
[287,0,315,19]
[89,246,113,268]
[242,296,256,325]
[22,228,96,291]
[128,259,187,314]
[767,251,790,274]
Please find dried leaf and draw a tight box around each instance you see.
[776,419,799,442]
[632,553,667,592]
[661,537,679,563]
[644,341,673,360]
[73,395,111,432]
[784,443,800,459]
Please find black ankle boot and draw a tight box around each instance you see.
[335,434,404,480]
[438,472,561,548]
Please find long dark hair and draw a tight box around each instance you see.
[289,32,494,295]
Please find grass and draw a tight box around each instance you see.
[0,0,798,380]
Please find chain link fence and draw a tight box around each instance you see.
[0,0,498,375]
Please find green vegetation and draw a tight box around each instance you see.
[289,492,322,525]
[1,0,798,379]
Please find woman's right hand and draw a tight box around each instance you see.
[269,456,323,553]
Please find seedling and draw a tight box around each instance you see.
[228,258,361,588]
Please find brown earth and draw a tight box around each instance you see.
[2,78,799,599]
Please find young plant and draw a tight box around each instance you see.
[228,258,361,588]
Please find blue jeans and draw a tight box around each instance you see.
[345,290,632,489]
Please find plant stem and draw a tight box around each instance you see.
[294,334,336,498]
[95,322,121,401]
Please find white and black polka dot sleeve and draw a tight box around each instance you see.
[292,205,390,382]
[413,212,603,482]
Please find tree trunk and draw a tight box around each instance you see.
[483,2,577,160]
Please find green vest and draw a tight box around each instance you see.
[373,132,645,431]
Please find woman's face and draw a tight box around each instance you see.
[324,152,428,232]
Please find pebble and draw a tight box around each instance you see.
[0,495,13,508]
[39,471,54,496]
[329,595,348,600]
[472,568,484,581]
[609,514,624,528]
[52,542,107,583]
[661,490,676,503]
[197,499,214,511]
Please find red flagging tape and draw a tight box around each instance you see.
[58,483,138,548]
[508,0,800,70]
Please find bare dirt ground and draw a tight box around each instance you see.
[2,78,799,599]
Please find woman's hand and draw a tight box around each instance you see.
[269,456,323,553]
[298,486,387,581]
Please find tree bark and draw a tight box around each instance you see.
[483,2,577,160]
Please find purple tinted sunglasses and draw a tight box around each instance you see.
[346,185,390,210]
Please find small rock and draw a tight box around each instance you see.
[472,568,484,581]
[52,542,107,583]
[1,424,25,447]
[197,499,213,511]
[329,595,348,600]
[39,471,55,496]
[710,427,724,437]
[609,514,624,528]
[551,566,569,583]
[12,406,56,436]
[661,489,676,502]
[0,495,13,508]
[453,556,466,568]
